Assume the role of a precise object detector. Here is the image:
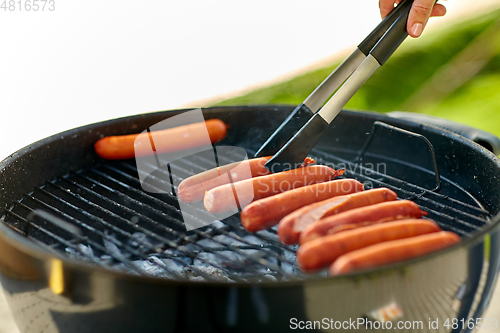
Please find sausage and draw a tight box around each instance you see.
[278,188,397,245]
[177,156,272,203]
[299,200,427,244]
[203,165,343,214]
[94,119,227,160]
[329,231,460,275]
[240,179,364,232]
[297,219,441,272]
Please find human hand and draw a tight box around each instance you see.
[379,0,447,38]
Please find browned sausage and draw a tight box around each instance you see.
[95,119,227,160]
[329,231,460,275]
[203,165,343,214]
[177,157,272,203]
[240,179,364,232]
[278,188,397,245]
[299,200,427,244]
[297,219,441,271]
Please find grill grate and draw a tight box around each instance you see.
[1,124,493,283]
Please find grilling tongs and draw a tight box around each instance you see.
[257,0,414,172]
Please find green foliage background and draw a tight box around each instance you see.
[214,9,500,137]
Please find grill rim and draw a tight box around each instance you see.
[1,105,500,286]
[0,218,494,287]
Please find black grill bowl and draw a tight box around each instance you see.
[1,106,500,333]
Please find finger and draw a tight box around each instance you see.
[430,4,446,17]
[379,0,397,18]
[407,0,436,38]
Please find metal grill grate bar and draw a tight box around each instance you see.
[20,193,224,280]
[44,181,280,281]
[96,161,294,252]
[315,148,489,216]
[68,173,289,274]
[313,149,490,230]
[4,207,154,277]
[32,185,248,281]
[86,166,297,265]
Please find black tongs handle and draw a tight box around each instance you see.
[358,0,413,56]
[264,2,412,172]
[254,0,414,158]
[371,4,412,65]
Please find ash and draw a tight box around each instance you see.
[64,224,305,283]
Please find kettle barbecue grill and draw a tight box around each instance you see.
[0,105,499,333]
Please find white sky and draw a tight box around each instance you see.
[0,0,496,160]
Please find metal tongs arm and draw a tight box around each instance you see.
[254,0,414,158]
[263,1,413,172]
